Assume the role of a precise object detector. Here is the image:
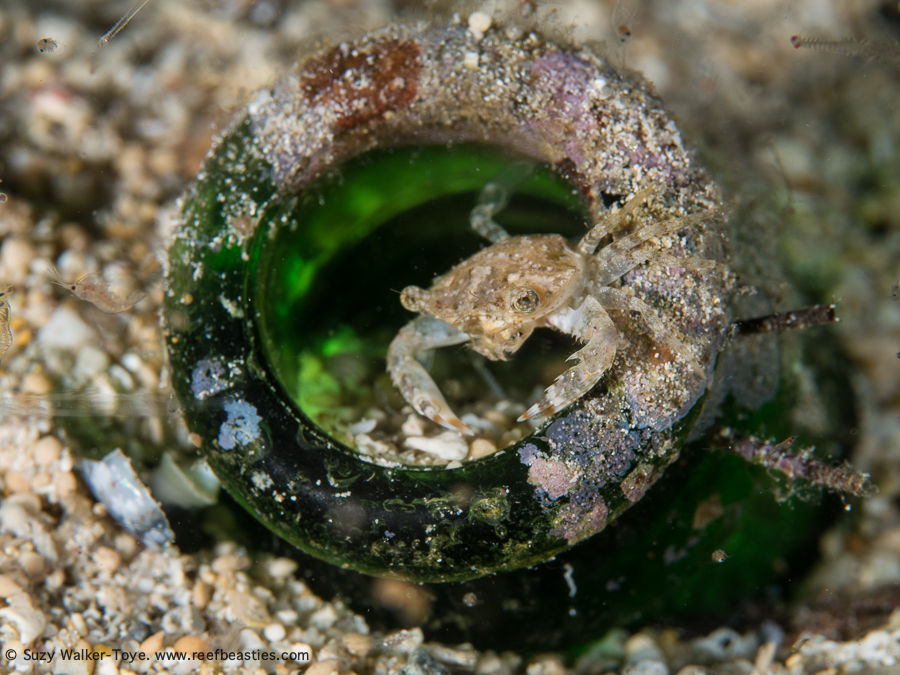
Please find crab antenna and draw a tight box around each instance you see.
[470,161,535,244]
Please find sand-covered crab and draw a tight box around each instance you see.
[388,180,714,436]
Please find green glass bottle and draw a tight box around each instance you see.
[163,21,869,649]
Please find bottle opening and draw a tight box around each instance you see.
[252,143,591,466]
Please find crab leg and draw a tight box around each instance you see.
[577,184,663,256]
[387,315,474,435]
[470,162,534,244]
[519,296,618,421]
[651,252,721,274]
[593,286,702,376]
[591,212,712,286]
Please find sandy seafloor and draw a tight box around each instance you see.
[2,0,900,673]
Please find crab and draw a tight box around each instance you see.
[387,179,714,436]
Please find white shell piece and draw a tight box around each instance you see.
[403,430,468,461]
[150,452,220,508]
[81,448,175,549]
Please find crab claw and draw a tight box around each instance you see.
[518,388,569,422]
[518,399,549,422]
[387,316,474,437]
[417,398,474,436]
[518,297,618,423]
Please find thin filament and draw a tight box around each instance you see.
[98,0,152,48]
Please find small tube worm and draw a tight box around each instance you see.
[0,286,12,362]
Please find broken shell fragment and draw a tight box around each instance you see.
[82,449,174,549]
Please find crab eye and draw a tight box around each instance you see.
[511,288,540,314]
